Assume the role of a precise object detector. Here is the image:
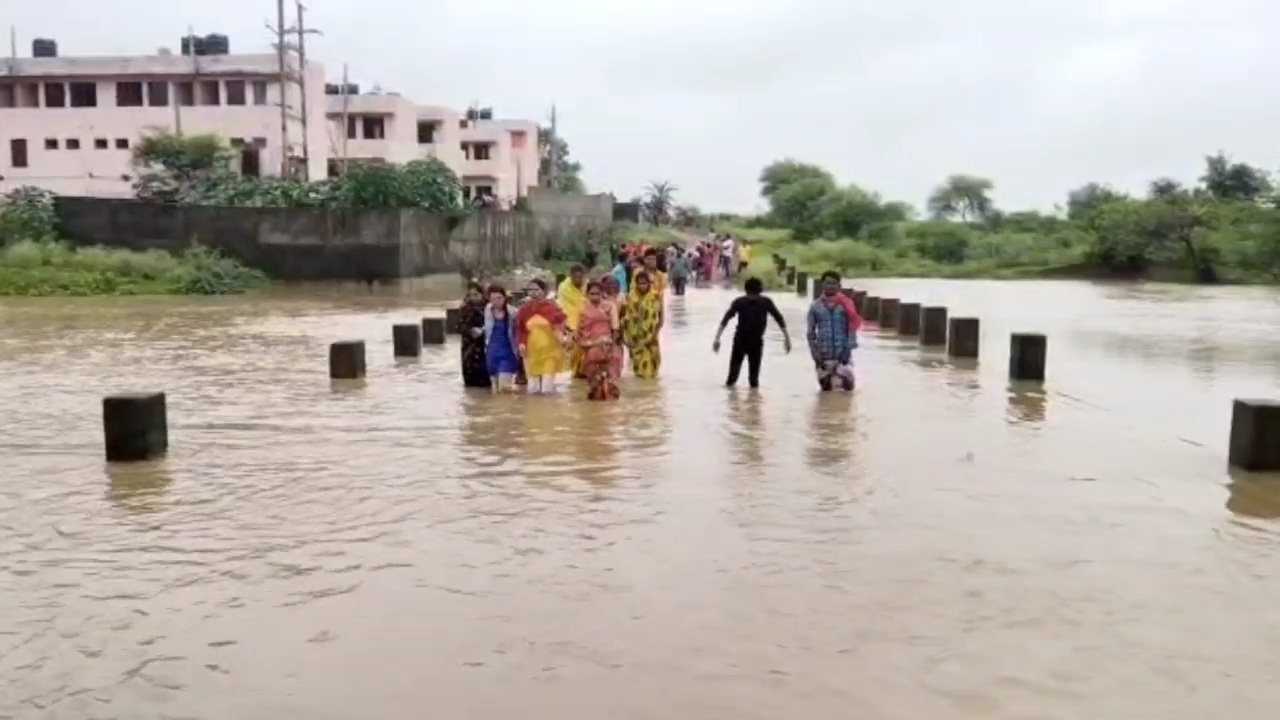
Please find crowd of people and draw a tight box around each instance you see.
[452,237,861,401]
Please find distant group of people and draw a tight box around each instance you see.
[454,237,860,400]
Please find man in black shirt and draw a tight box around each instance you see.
[713,277,792,388]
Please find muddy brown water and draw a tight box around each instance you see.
[2,279,1280,719]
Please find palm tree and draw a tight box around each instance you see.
[642,181,678,225]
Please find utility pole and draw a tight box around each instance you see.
[9,26,16,58]
[340,63,350,175]
[547,103,558,190]
[292,1,321,180]
[271,0,289,177]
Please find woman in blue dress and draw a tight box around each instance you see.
[483,284,522,393]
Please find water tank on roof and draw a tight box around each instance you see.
[32,38,58,58]
[203,34,230,55]
[180,34,205,56]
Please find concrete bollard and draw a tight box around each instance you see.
[329,340,366,379]
[103,392,168,462]
[896,302,921,336]
[854,290,867,314]
[1009,333,1048,381]
[879,298,900,329]
[1229,399,1280,471]
[920,306,948,346]
[863,296,881,322]
[393,324,422,357]
[421,317,446,345]
[785,267,796,284]
[795,271,809,295]
[840,288,855,301]
[445,306,462,332]
[948,317,980,358]
[554,272,566,289]
[811,282,822,300]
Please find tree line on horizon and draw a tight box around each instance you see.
[704,153,1280,282]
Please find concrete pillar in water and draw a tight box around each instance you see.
[445,306,461,332]
[811,282,822,300]
[948,317,980,358]
[393,324,422,357]
[1229,399,1280,471]
[795,271,808,295]
[785,267,796,285]
[896,302,921,336]
[102,392,168,462]
[854,290,867,314]
[329,340,366,379]
[879,298,900,328]
[421,317,447,345]
[863,296,881,322]
[554,273,566,289]
[1009,333,1047,380]
[920,306,948,346]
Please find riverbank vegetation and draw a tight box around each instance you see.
[0,188,266,296]
[717,154,1280,284]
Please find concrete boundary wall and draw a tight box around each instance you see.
[54,197,607,281]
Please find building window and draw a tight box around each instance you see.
[328,159,342,178]
[346,116,358,140]
[225,80,246,106]
[44,83,66,107]
[69,82,97,107]
[16,83,38,108]
[94,138,108,149]
[252,81,268,106]
[115,138,129,150]
[0,84,13,108]
[9,139,28,168]
[362,116,385,140]
[66,138,80,150]
[473,144,491,161]
[115,81,144,107]
[44,138,58,150]
[198,80,220,106]
[475,185,494,197]
[252,137,267,149]
[146,81,168,107]
[176,81,195,107]
[417,121,437,144]
[462,186,472,201]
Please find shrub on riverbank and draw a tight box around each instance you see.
[0,240,267,296]
[723,155,1280,284]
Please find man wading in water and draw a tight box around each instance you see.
[712,277,792,388]
[806,270,862,391]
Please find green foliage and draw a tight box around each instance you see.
[641,181,678,225]
[0,187,58,245]
[132,131,464,213]
[0,239,267,296]
[539,126,586,194]
[746,154,1280,284]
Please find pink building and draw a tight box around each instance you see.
[1,40,541,205]
[326,95,540,206]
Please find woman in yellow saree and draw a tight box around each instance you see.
[622,271,664,379]
[556,264,588,377]
[515,278,569,394]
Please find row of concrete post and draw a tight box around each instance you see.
[771,258,1279,471]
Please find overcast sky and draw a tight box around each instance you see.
[11,0,1280,213]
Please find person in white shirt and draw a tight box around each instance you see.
[719,235,737,279]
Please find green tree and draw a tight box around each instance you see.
[926,174,995,222]
[641,181,678,225]
[758,160,834,199]
[539,127,585,194]
[1200,152,1271,202]
[132,131,236,203]
[1066,182,1126,222]
[1148,177,1184,199]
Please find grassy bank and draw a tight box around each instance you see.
[0,240,268,296]
[724,225,1268,287]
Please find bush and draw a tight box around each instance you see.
[0,239,266,296]
[0,187,58,245]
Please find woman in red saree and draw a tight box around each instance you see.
[599,273,626,381]
[576,280,621,400]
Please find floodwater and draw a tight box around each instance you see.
[2,278,1280,720]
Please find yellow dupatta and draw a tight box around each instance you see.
[556,277,587,331]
